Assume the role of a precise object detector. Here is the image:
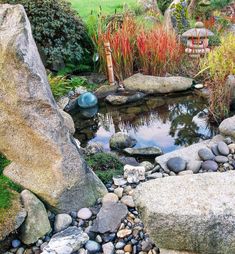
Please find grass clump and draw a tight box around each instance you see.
[200,33,235,123]
[0,155,22,209]
[86,152,123,183]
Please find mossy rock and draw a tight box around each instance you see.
[0,191,26,241]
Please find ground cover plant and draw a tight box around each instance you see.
[86,152,123,183]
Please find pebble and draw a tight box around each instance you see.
[140,161,154,172]
[116,251,125,254]
[114,187,124,198]
[102,242,115,254]
[178,170,193,175]
[78,248,88,254]
[77,207,92,220]
[95,234,102,243]
[113,176,127,186]
[124,244,133,252]
[215,156,228,163]
[12,240,21,248]
[121,195,135,207]
[217,141,229,156]
[54,214,72,232]
[16,248,24,254]
[187,160,201,173]
[102,193,119,204]
[224,137,232,144]
[228,144,235,153]
[117,229,132,238]
[198,148,215,161]
[201,160,218,172]
[151,165,161,173]
[115,241,126,249]
[85,240,101,253]
[147,172,163,179]
[141,240,153,252]
[166,157,187,173]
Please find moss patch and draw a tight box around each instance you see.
[86,152,123,183]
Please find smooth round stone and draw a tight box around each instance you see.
[77,92,98,109]
[201,160,218,172]
[166,157,187,173]
[117,229,132,238]
[114,187,124,198]
[215,156,229,163]
[102,193,119,204]
[187,160,201,173]
[77,208,92,220]
[140,161,154,172]
[115,241,126,249]
[217,141,230,156]
[224,137,232,144]
[12,239,21,248]
[54,214,72,232]
[124,244,133,252]
[102,242,115,254]
[16,247,25,254]
[211,144,219,156]
[85,240,101,253]
[198,148,215,161]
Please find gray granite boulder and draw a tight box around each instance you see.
[0,4,107,212]
[219,116,235,139]
[134,171,235,253]
[123,73,193,94]
[110,132,137,150]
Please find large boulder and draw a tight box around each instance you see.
[0,4,107,212]
[134,171,235,253]
[19,190,51,244]
[123,73,193,94]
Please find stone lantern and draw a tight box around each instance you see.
[182,21,214,58]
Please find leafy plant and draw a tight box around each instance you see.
[86,152,123,183]
[0,0,92,70]
[48,75,97,99]
[210,0,233,9]
[200,33,235,122]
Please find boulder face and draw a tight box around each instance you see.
[123,73,193,94]
[134,171,235,253]
[0,4,107,212]
[219,115,235,139]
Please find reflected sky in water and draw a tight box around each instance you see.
[70,93,218,154]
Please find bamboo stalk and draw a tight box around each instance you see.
[104,42,115,86]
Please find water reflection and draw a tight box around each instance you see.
[70,93,218,153]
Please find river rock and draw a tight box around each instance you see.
[124,147,163,157]
[121,195,135,207]
[19,190,51,245]
[219,116,235,139]
[123,73,193,94]
[91,202,128,233]
[166,157,187,173]
[0,4,107,212]
[77,208,92,220]
[211,144,219,156]
[0,192,26,241]
[198,148,215,161]
[110,132,137,150]
[140,161,154,171]
[186,160,201,173]
[217,141,230,156]
[54,214,72,233]
[42,227,89,254]
[134,171,235,253]
[102,193,119,204]
[201,160,218,172]
[124,165,146,183]
[85,240,101,253]
[105,92,146,105]
[215,156,228,163]
[102,242,115,254]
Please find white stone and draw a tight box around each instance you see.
[77,208,92,220]
[124,165,146,183]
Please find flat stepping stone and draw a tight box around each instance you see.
[134,171,235,253]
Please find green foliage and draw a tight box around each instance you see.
[210,0,233,9]
[200,33,235,122]
[171,0,189,33]
[158,0,172,13]
[0,0,92,69]
[48,75,98,99]
[0,155,22,209]
[86,152,123,183]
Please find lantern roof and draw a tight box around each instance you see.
[182,22,214,38]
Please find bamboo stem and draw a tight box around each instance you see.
[104,42,115,86]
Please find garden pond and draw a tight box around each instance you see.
[69,92,219,155]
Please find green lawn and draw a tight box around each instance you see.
[68,0,138,20]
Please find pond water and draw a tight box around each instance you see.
[70,92,218,154]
